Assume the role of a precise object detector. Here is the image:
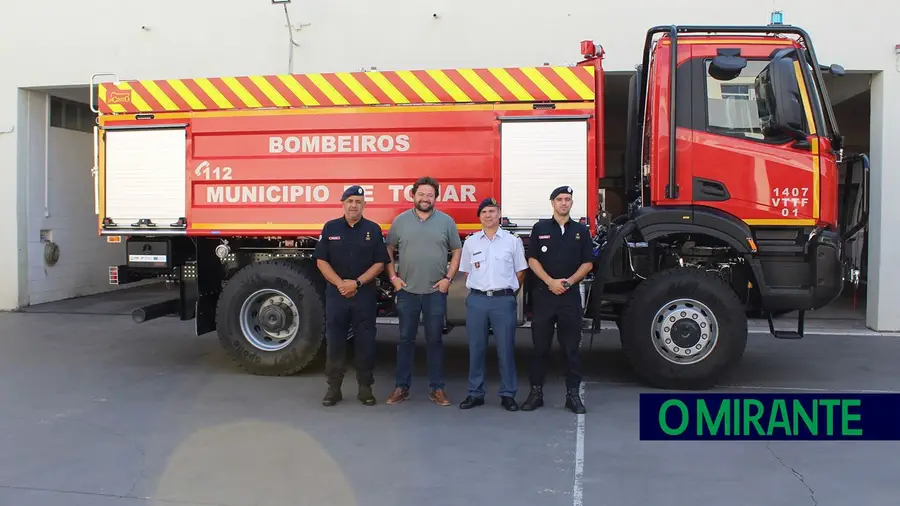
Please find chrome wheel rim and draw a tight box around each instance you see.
[239,288,300,352]
[650,298,718,365]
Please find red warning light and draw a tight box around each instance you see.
[580,40,596,57]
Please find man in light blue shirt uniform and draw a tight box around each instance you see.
[458,197,528,411]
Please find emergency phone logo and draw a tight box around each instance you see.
[107,90,132,105]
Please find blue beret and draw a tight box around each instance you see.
[550,185,573,200]
[477,197,499,216]
[341,185,365,201]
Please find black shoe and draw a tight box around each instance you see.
[521,386,544,411]
[459,395,485,409]
[322,385,343,407]
[501,396,519,411]
[566,387,586,414]
[357,385,376,406]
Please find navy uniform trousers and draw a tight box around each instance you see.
[529,288,583,390]
[324,286,377,388]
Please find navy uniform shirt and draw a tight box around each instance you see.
[314,216,391,296]
[527,218,593,296]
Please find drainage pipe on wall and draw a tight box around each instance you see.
[44,95,50,218]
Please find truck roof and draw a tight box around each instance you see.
[97,64,597,116]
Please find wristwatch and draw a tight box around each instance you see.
[562,280,572,289]
[355,279,362,288]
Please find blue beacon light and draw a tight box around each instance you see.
[769,10,784,25]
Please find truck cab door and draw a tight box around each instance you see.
[688,47,821,227]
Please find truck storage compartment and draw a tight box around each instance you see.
[103,125,188,231]
[499,118,589,229]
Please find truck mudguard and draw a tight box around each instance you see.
[631,206,755,254]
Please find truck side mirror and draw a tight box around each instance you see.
[708,53,747,81]
[820,63,845,76]
[754,56,807,141]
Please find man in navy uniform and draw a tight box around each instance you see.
[314,185,391,407]
[522,185,593,414]
[458,197,528,411]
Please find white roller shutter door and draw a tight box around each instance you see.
[104,127,187,230]
[499,119,589,229]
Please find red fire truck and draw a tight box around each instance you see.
[91,24,868,390]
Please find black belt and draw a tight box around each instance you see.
[470,288,515,297]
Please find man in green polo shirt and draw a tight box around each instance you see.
[384,176,462,406]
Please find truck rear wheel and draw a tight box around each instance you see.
[619,268,747,390]
[216,259,325,375]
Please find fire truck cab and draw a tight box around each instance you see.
[92,24,868,390]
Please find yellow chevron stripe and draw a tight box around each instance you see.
[117,82,152,112]
[249,76,290,107]
[195,78,234,109]
[335,72,378,105]
[396,70,439,103]
[364,72,409,104]
[520,67,566,101]
[554,67,594,100]
[221,77,261,108]
[140,80,179,111]
[488,68,534,101]
[457,69,502,101]
[167,80,207,110]
[584,66,595,76]
[307,74,349,105]
[277,75,320,106]
[426,69,471,102]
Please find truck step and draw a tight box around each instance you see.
[767,310,805,339]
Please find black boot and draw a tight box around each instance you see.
[521,385,544,411]
[357,384,376,406]
[565,387,586,414]
[322,384,343,407]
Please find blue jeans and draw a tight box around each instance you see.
[395,289,447,390]
[465,292,518,399]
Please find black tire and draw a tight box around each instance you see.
[216,259,325,376]
[619,268,747,390]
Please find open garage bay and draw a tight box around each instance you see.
[2,298,900,506]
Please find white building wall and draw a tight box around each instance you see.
[0,0,897,326]
[865,70,900,331]
[17,90,131,305]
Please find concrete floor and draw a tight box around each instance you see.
[2,288,899,506]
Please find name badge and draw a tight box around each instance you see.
[471,250,485,269]
[538,235,551,239]
[328,236,341,240]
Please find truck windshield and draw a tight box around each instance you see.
[704,59,809,142]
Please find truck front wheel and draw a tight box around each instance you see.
[619,268,747,390]
[216,259,325,375]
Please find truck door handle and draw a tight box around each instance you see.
[693,178,730,201]
[791,138,812,151]
[703,183,725,197]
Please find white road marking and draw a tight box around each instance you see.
[573,381,585,506]
[590,320,900,337]
[747,328,900,337]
